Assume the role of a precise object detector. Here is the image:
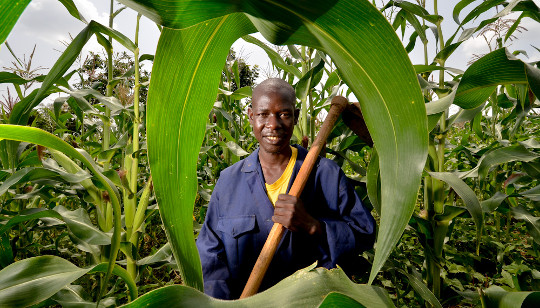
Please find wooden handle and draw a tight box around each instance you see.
[240,96,349,298]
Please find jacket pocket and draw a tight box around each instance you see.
[216,215,257,238]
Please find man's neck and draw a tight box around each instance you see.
[258,146,293,184]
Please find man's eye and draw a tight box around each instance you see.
[280,113,291,118]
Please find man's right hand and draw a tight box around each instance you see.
[272,194,323,236]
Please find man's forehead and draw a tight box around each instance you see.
[252,90,296,110]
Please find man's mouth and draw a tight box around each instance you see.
[264,135,282,144]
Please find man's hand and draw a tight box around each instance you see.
[272,194,323,236]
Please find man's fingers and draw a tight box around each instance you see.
[272,215,295,231]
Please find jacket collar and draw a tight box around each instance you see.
[241,147,260,173]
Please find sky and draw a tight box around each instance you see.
[1,0,540,104]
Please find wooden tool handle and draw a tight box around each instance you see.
[240,96,349,298]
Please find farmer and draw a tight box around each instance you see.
[196,78,375,299]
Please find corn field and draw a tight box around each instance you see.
[1,0,540,307]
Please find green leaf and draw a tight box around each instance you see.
[127,0,428,286]
[144,16,256,290]
[0,0,31,45]
[10,20,135,126]
[0,256,88,307]
[482,285,540,308]
[429,172,483,250]
[0,235,14,269]
[366,149,381,214]
[137,242,176,267]
[382,1,443,24]
[318,293,365,307]
[523,162,540,178]
[453,0,476,24]
[399,269,441,308]
[218,86,253,100]
[87,263,138,301]
[54,206,111,246]
[462,145,539,181]
[511,206,540,245]
[287,45,303,61]
[413,65,464,75]
[481,192,507,213]
[0,71,44,85]
[123,265,394,307]
[51,285,108,308]
[461,0,506,26]
[0,166,91,196]
[58,0,87,23]
[0,125,121,295]
[295,58,325,100]
[219,141,249,157]
[426,91,456,115]
[63,88,125,112]
[0,208,63,235]
[454,48,540,109]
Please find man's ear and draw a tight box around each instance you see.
[248,107,254,123]
[294,108,300,125]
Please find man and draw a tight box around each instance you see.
[196,78,375,299]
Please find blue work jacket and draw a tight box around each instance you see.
[196,145,375,299]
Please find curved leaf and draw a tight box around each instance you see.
[58,0,87,23]
[454,48,540,109]
[0,72,44,85]
[429,171,483,252]
[0,0,31,45]
[144,15,256,290]
[521,185,540,201]
[366,149,381,214]
[483,285,540,308]
[463,145,539,180]
[128,0,427,287]
[51,285,109,308]
[87,263,138,301]
[123,265,394,307]
[0,167,91,196]
[426,91,456,116]
[55,206,111,246]
[0,125,121,295]
[481,192,507,213]
[453,0,476,24]
[0,256,88,307]
[461,0,505,26]
[0,208,63,235]
[511,206,540,245]
[10,20,135,126]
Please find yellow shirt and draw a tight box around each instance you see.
[265,146,298,206]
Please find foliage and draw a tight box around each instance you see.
[1,0,540,307]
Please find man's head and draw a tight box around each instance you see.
[248,78,299,155]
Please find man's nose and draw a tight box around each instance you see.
[265,114,281,129]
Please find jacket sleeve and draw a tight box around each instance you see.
[196,178,231,299]
[315,162,376,268]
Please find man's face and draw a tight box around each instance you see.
[248,90,298,155]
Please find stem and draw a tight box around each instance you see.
[125,13,143,281]
[309,89,315,142]
[428,0,446,301]
[300,46,308,141]
[103,0,114,171]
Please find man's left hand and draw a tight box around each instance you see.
[272,194,323,236]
